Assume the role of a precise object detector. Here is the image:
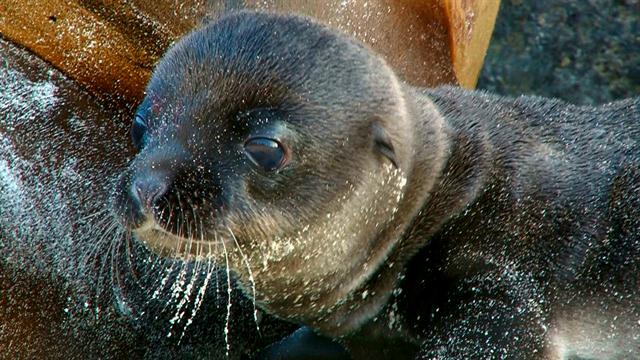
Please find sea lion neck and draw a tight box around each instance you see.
[300,86,460,336]
[310,86,497,338]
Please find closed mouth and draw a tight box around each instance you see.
[132,217,231,260]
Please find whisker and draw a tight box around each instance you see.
[110,223,133,317]
[170,260,198,341]
[172,200,200,342]
[77,211,113,275]
[94,219,120,305]
[151,258,178,301]
[219,231,233,357]
[122,227,142,289]
[227,225,260,333]
[166,259,188,312]
[151,202,179,301]
[175,191,186,258]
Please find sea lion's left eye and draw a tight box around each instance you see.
[131,114,148,151]
[244,137,287,171]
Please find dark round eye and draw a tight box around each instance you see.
[131,114,148,151]
[244,137,287,171]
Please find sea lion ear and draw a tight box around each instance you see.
[372,122,398,168]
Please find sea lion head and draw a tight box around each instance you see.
[112,11,439,334]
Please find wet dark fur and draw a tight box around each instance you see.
[388,89,640,359]
[113,11,640,360]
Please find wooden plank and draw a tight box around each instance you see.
[442,0,501,88]
[0,0,499,107]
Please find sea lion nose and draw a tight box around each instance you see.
[131,176,168,211]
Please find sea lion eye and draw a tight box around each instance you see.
[131,114,148,151]
[244,137,287,171]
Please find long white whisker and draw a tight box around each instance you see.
[178,210,209,343]
[219,231,233,357]
[94,219,120,304]
[227,226,260,333]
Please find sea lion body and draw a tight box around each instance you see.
[113,11,640,359]
[384,87,640,359]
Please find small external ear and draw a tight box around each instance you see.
[372,122,398,168]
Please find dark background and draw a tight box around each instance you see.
[479,0,640,104]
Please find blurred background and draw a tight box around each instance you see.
[479,0,640,104]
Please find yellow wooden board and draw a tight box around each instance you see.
[0,0,499,107]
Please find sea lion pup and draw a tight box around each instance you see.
[112,11,640,359]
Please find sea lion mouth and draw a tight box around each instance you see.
[131,215,232,260]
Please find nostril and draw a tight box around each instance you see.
[131,177,168,210]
